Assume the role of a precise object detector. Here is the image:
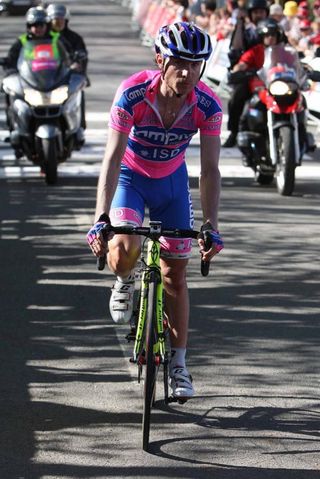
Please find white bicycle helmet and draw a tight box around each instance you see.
[155,22,212,62]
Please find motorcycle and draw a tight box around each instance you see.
[0,38,87,184]
[236,43,314,196]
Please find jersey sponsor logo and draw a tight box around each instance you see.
[135,129,192,145]
[115,108,130,121]
[124,86,146,102]
[208,112,223,123]
[128,139,185,160]
[198,95,212,109]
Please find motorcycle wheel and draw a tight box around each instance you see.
[41,138,58,185]
[276,126,295,196]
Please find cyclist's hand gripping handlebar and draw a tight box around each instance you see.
[198,223,213,277]
[86,214,111,271]
[198,222,224,277]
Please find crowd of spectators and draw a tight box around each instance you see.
[134,0,320,59]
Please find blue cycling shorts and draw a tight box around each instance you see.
[110,163,194,258]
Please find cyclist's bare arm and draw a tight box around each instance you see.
[95,128,129,221]
[199,134,222,261]
[91,128,129,256]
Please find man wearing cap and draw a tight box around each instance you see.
[269,3,284,23]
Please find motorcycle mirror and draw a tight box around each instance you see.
[308,70,320,82]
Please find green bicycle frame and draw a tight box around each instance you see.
[133,239,165,361]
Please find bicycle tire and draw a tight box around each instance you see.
[142,271,158,452]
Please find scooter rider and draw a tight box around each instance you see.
[5,6,68,73]
[4,7,69,134]
[223,0,268,148]
[46,3,88,74]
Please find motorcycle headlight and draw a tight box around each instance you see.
[269,81,298,96]
[269,81,289,96]
[24,89,47,106]
[50,86,68,105]
[24,86,68,106]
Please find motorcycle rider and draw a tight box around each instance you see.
[236,18,285,158]
[46,3,88,133]
[5,6,68,73]
[222,0,268,147]
[4,7,69,133]
[238,19,314,160]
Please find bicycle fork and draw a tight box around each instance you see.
[133,241,165,364]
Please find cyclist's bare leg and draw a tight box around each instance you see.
[107,234,141,277]
[161,257,189,349]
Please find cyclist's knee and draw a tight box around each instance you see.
[161,260,188,293]
[108,242,140,276]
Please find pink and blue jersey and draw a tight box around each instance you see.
[109,70,222,258]
[109,70,222,178]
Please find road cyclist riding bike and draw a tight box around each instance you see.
[87,22,224,401]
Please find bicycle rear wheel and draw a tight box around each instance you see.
[142,271,158,452]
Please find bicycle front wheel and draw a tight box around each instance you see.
[142,271,158,452]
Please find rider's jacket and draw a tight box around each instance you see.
[109,70,222,178]
[6,31,68,71]
[59,26,88,74]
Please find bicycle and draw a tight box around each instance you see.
[97,220,212,452]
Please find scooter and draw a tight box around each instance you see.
[236,44,314,196]
[0,38,87,184]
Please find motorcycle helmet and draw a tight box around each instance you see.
[155,22,212,62]
[46,3,70,21]
[26,7,48,27]
[247,0,269,19]
[256,18,284,43]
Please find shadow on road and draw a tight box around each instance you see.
[0,174,319,477]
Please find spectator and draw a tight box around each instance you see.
[269,3,284,24]
[312,0,320,20]
[194,0,216,30]
[282,1,301,46]
[297,19,313,55]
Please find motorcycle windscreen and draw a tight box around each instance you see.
[258,44,307,88]
[17,39,69,91]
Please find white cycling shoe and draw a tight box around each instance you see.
[169,366,194,399]
[109,276,135,324]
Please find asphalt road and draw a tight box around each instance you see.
[0,2,320,478]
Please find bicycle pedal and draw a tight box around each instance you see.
[125,328,136,342]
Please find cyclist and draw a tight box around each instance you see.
[87,22,224,400]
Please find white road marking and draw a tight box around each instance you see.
[1,112,320,179]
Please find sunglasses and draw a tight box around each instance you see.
[32,22,46,27]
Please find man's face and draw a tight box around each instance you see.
[157,54,202,96]
[51,17,66,32]
[30,22,47,37]
[262,32,278,46]
[251,8,268,25]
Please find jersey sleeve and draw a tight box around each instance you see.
[196,83,223,136]
[109,80,134,134]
